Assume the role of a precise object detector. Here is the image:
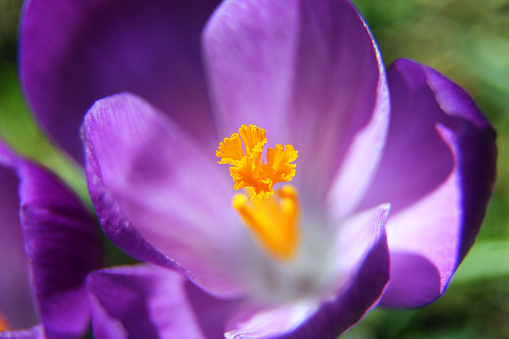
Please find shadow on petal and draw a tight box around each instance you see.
[380,252,441,308]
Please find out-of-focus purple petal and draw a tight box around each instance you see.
[20,0,221,160]
[0,325,43,339]
[18,160,103,337]
[359,59,496,307]
[83,93,247,298]
[0,141,103,336]
[225,205,390,339]
[204,0,389,207]
[0,144,36,330]
[88,265,237,339]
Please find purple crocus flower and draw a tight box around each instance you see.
[19,0,495,337]
[0,141,103,338]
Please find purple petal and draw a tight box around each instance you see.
[83,93,247,298]
[359,59,496,307]
[333,205,391,285]
[18,161,103,336]
[379,252,440,308]
[203,0,389,205]
[0,141,103,336]
[20,0,221,160]
[88,265,237,339]
[0,145,37,330]
[225,205,390,338]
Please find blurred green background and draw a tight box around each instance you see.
[1,0,508,338]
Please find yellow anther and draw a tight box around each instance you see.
[217,124,298,199]
[233,185,300,261]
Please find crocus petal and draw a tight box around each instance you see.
[18,160,103,336]
[88,265,237,339]
[225,204,390,339]
[83,93,247,297]
[359,59,496,307]
[20,0,221,160]
[0,145,36,330]
[0,141,103,336]
[203,0,389,207]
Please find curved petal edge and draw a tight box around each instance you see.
[373,59,496,308]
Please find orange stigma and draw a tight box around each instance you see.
[216,124,298,199]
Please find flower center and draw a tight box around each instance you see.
[217,124,300,260]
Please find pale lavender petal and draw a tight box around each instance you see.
[225,205,390,338]
[88,265,237,339]
[333,204,391,287]
[359,59,496,307]
[204,0,389,205]
[20,0,221,160]
[83,93,247,298]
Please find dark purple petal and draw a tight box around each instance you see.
[225,205,390,339]
[204,0,389,207]
[0,144,37,330]
[20,0,221,160]
[83,93,247,298]
[88,265,237,339]
[359,59,496,307]
[18,161,103,336]
[0,141,103,336]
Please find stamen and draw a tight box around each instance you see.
[233,185,300,261]
[216,124,298,199]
